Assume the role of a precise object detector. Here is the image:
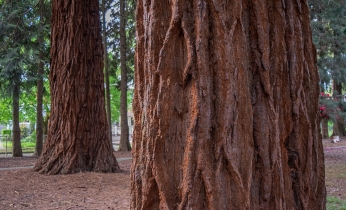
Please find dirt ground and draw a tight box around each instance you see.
[0,152,132,210]
[0,140,345,209]
[324,137,346,200]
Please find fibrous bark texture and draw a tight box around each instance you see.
[34,0,120,174]
[131,0,326,209]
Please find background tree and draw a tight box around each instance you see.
[34,0,119,174]
[34,0,51,156]
[131,0,326,209]
[310,0,346,137]
[118,0,131,151]
[101,0,113,147]
[0,0,40,157]
[107,0,135,149]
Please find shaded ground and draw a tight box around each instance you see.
[0,152,132,210]
[324,138,346,200]
[0,139,345,209]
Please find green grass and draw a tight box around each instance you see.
[0,141,36,153]
[1,141,36,148]
[327,196,346,210]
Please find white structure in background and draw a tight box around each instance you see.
[331,136,340,143]
[113,112,134,136]
[1,121,31,132]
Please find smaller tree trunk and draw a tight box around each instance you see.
[332,81,345,136]
[12,73,22,157]
[118,0,131,151]
[42,113,49,144]
[321,119,329,138]
[102,0,113,149]
[34,51,44,156]
[34,1,45,156]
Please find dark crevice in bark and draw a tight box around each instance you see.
[132,0,325,209]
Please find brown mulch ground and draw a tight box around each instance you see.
[0,152,132,210]
[324,138,346,200]
[0,140,345,209]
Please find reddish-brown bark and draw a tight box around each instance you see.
[131,0,326,209]
[34,0,120,174]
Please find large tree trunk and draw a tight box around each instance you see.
[118,0,131,151]
[34,0,45,157]
[131,0,326,209]
[34,0,120,174]
[12,72,22,157]
[102,0,113,148]
[332,81,344,136]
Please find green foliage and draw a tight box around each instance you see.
[319,92,346,123]
[19,123,32,138]
[0,0,51,127]
[0,97,12,124]
[327,196,346,210]
[310,0,346,87]
[1,129,11,136]
[0,0,39,95]
[100,0,135,123]
[22,131,36,142]
[310,0,346,128]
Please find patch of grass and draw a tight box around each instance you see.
[2,141,36,148]
[338,174,346,179]
[327,196,346,210]
[0,141,36,153]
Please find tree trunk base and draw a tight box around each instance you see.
[34,145,120,174]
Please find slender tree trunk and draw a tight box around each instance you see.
[332,81,344,136]
[34,0,120,174]
[12,72,22,157]
[34,0,45,157]
[10,1,23,157]
[320,82,329,139]
[43,114,49,144]
[102,0,113,149]
[131,0,326,209]
[321,118,329,138]
[118,0,131,151]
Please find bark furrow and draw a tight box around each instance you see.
[131,0,325,209]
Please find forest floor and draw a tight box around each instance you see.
[324,138,346,201]
[0,140,345,209]
[0,152,132,209]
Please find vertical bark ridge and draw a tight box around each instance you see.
[132,0,326,209]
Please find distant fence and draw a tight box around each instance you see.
[0,135,46,156]
[0,135,12,157]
